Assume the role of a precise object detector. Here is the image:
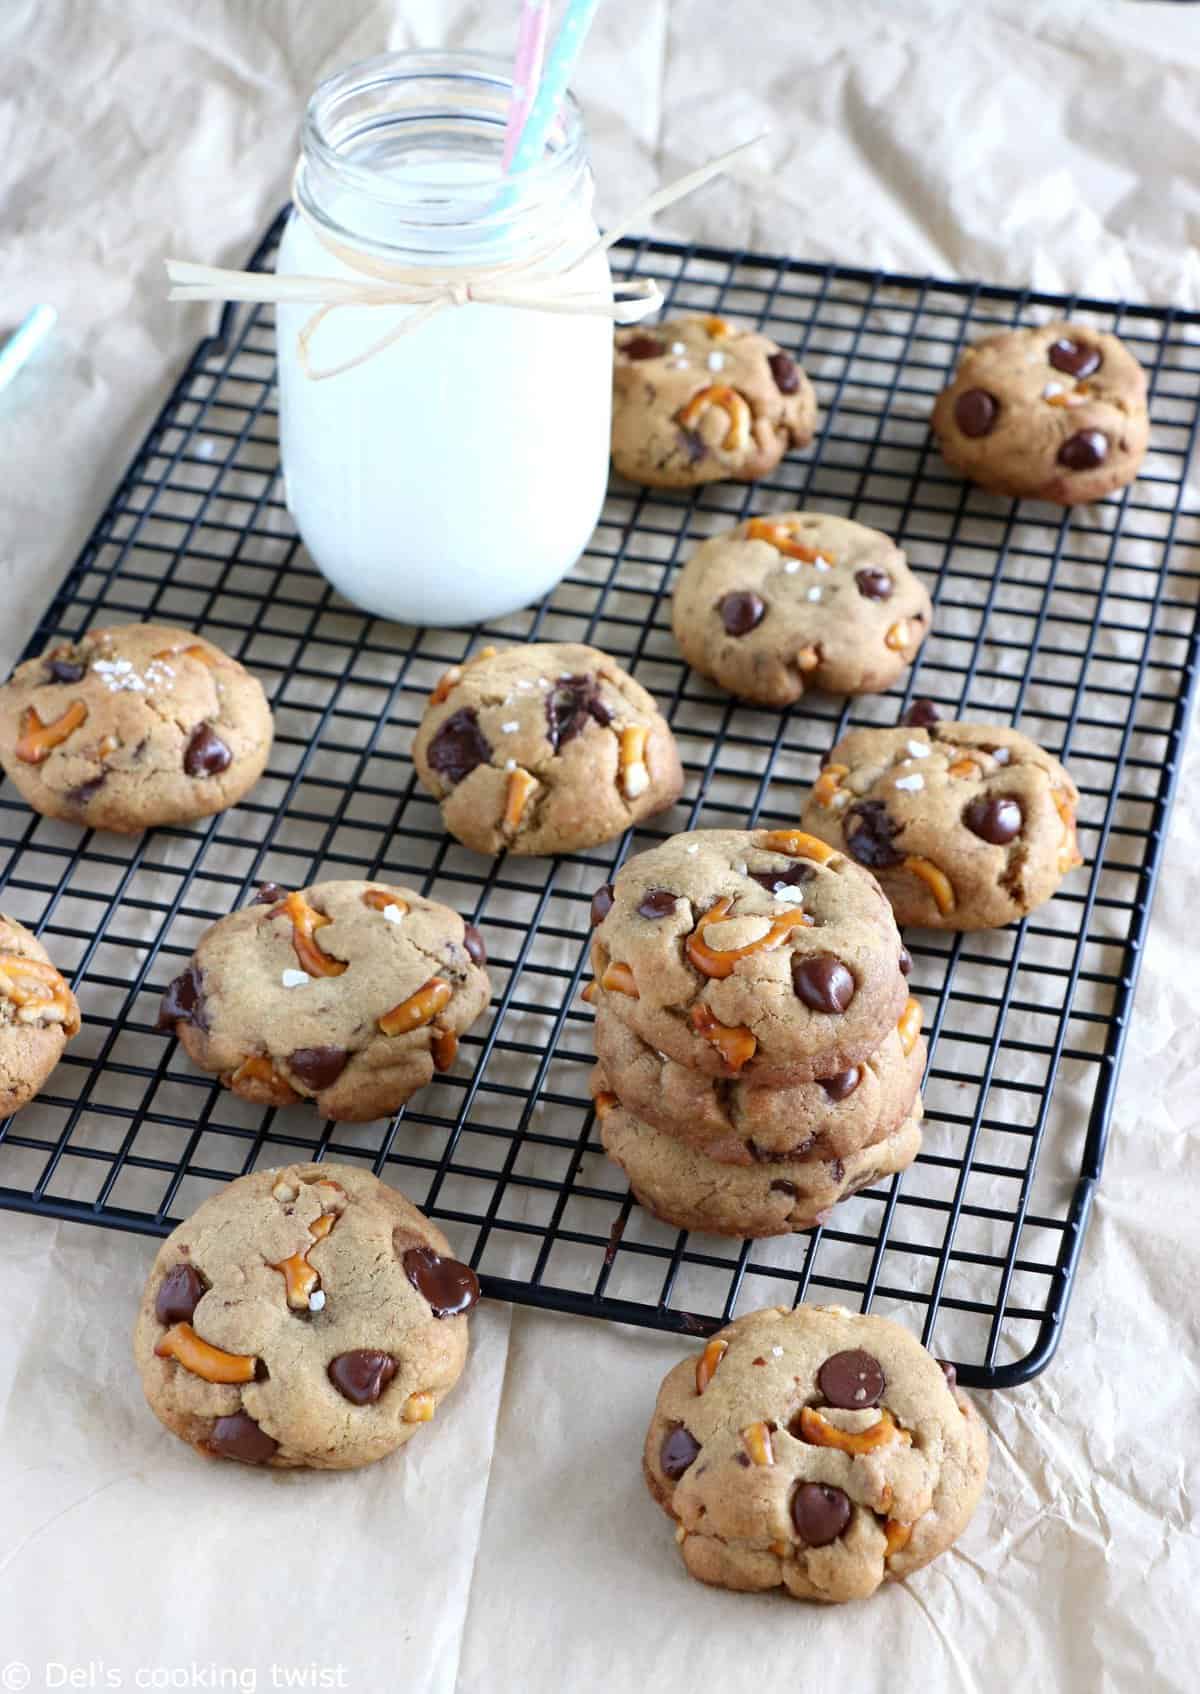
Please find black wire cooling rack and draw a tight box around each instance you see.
[3,214,1199,1388]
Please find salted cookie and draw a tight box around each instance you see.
[158,880,490,1122]
[595,1087,922,1238]
[133,1163,478,1469]
[0,623,273,832]
[586,828,909,1087]
[799,722,1083,930]
[0,914,80,1115]
[672,513,932,707]
[612,314,817,489]
[593,999,924,1166]
[931,321,1149,505]
[644,1304,988,1602]
[412,643,683,857]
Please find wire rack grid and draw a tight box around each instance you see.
[2,211,1199,1388]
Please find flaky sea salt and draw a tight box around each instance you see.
[93,657,147,693]
[505,757,517,772]
[308,1290,326,1312]
[671,340,687,355]
[814,556,832,571]
[686,844,698,854]
[783,559,800,574]
[806,586,822,602]
[906,739,931,758]
[894,772,925,792]
[707,350,726,372]
[773,886,807,907]
[381,903,405,925]
[501,721,519,733]
[281,969,310,988]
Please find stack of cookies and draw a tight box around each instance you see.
[584,827,925,1238]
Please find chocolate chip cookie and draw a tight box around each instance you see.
[612,314,817,489]
[412,643,683,857]
[931,321,1149,505]
[133,1163,478,1469]
[0,623,273,832]
[644,1304,988,1602]
[159,880,491,1122]
[593,1000,924,1166]
[671,513,932,706]
[799,722,1083,930]
[594,1086,922,1237]
[0,913,80,1116]
[586,829,909,1086]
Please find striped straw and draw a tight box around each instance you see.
[501,0,551,172]
[505,0,602,177]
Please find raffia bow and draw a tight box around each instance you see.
[166,139,760,381]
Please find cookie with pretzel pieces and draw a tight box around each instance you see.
[0,913,80,1116]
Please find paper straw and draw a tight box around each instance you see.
[0,304,56,395]
[506,0,602,176]
[501,0,551,172]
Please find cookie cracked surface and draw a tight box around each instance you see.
[0,623,273,832]
[412,643,683,857]
[133,1163,478,1469]
[799,722,1082,930]
[0,913,80,1116]
[159,880,491,1122]
[643,1304,987,1602]
[672,513,931,707]
[612,315,817,489]
[931,321,1149,505]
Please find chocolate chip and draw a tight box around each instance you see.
[768,350,801,393]
[844,800,906,870]
[1048,337,1101,379]
[854,568,893,601]
[637,889,678,919]
[68,773,107,811]
[590,883,615,927]
[769,1179,798,1196]
[820,1067,861,1102]
[208,1412,278,1465]
[288,1046,349,1092]
[792,953,855,1013]
[898,946,912,976]
[735,1451,752,1467]
[327,1350,399,1405]
[45,657,85,684]
[403,1244,480,1318]
[1057,429,1108,470]
[254,882,286,904]
[791,1481,852,1547]
[954,388,998,437]
[680,427,707,463]
[718,591,766,637]
[428,707,492,786]
[546,674,611,752]
[749,862,814,895]
[624,333,665,361]
[938,1358,958,1391]
[183,723,233,777]
[818,1348,886,1408]
[902,699,941,729]
[463,923,487,965]
[157,963,205,1032]
[963,794,1022,845]
[660,1424,701,1479]
[829,1157,845,1184]
[748,1136,815,1163]
[155,1263,206,1326]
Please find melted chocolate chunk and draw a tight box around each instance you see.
[939,1358,958,1391]
[1048,337,1101,379]
[546,674,611,752]
[844,799,906,870]
[767,350,801,394]
[660,1424,701,1480]
[68,773,107,811]
[963,794,1022,845]
[155,1263,207,1326]
[624,333,665,361]
[327,1350,399,1406]
[792,953,855,1014]
[854,567,893,601]
[769,1179,798,1196]
[463,923,487,966]
[637,889,678,920]
[818,1347,886,1409]
[184,723,233,777]
[288,1046,349,1092]
[254,882,286,904]
[820,1066,861,1102]
[898,946,913,976]
[748,862,814,895]
[748,1135,815,1163]
[954,388,998,437]
[428,707,492,786]
[902,698,941,729]
[680,427,707,463]
[403,1244,480,1318]
[791,1481,852,1547]
[208,1412,278,1465]
[718,591,766,637]
[590,883,615,927]
[45,656,85,684]
[1057,429,1108,470]
[157,963,206,1032]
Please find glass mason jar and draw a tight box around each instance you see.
[275,51,613,627]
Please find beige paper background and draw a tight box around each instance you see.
[1,1,1199,1688]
